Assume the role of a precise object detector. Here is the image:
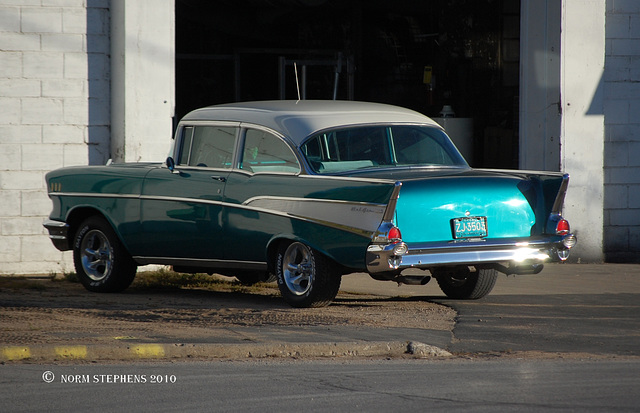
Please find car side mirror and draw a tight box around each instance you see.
[166,156,176,172]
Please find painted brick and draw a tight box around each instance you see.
[603,226,629,250]
[0,171,45,190]
[86,34,109,54]
[0,7,21,32]
[606,124,640,142]
[0,52,22,77]
[22,143,64,171]
[604,56,630,81]
[23,52,64,79]
[0,235,21,263]
[632,15,640,38]
[86,7,108,35]
[0,79,41,97]
[22,235,65,263]
[604,184,629,209]
[2,216,44,236]
[63,53,87,78]
[0,33,40,51]
[0,144,21,170]
[629,184,640,207]
[603,99,629,124]
[604,141,629,166]
[609,209,640,226]
[63,143,90,166]
[0,125,42,144]
[21,98,64,124]
[42,79,86,98]
[611,38,640,57]
[604,81,640,100]
[62,8,86,33]
[610,0,640,14]
[41,33,83,52]
[62,98,88,124]
[606,166,640,184]
[42,124,84,144]
[630,142,640,166]
[0,190,21,217]
[42,0,84,7]
[22,190,52,217]
[87,53,109,80]
[606,13,630,38]
[630,227,640,252]
[21,8,62,33]
[629,99,640,124]
[0,0,40,6]
[0,97,21,124]
[87,98,109,125]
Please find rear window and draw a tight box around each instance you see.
[301,125,467,174]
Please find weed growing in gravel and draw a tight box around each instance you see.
[131,268,279,296]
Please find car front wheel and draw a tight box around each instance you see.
[433,267,497,299]
[73,216,137,293]
[275,241,341,308]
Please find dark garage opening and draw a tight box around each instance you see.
[175,0,520,168]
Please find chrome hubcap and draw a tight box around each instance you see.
[282,242,314,295]
[80,229,113,281]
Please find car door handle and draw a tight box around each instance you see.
[211,176,226,183]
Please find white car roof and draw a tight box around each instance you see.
[180,100,440,146]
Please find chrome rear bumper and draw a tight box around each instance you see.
[366,234,577,275]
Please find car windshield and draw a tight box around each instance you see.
[301,125,467,174]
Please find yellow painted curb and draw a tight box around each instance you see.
[55,346,88,359]
[130,344,165,358]
[2,346,31,361]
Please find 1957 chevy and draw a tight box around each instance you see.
[44,100,576,307]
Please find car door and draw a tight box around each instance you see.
[221,127,302,263]
[137,123,238,261]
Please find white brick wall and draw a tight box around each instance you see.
[604,0,640,262]
[0,2,110,275]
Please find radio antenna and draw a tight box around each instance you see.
[294,62,301,101]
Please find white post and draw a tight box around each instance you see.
[111,0,175,163]
[560,0,606,262]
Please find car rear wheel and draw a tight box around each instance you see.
[73,216,137,293]
[275,241,341,308]
[434,267,497,299]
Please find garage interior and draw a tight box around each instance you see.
[175,0,520,168]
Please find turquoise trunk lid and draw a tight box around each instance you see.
[395,176,536,243]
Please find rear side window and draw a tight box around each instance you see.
[178,126,237,169]
[240,129,300,173]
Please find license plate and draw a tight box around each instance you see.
[452,216,488,239]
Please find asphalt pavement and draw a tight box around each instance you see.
[2,263,639,362]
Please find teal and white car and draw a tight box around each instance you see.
[44,101,577,307]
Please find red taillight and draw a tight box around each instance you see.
[556,219,570,235]
[388,227,402,241]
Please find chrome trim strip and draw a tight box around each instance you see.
[382,181,402,222]
[133,256,267,271]
[243,195,386,208]
[551,173,570,214]
[47,192,140,199]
